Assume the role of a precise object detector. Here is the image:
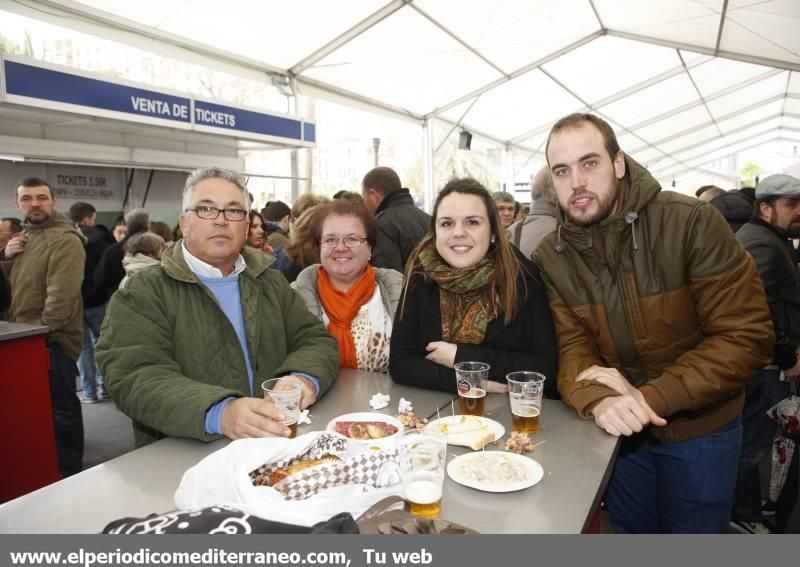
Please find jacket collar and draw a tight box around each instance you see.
[23,211,87,244]
[162,239,274,283]
[375,188,415,216]
[552,154,660,256]
[750,216,794,241]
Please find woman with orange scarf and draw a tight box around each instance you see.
[292,200,403,372]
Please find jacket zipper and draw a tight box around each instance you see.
[620,271,647,341]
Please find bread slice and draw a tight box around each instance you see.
[447,428,495,450]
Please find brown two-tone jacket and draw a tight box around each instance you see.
[534,156,774,442]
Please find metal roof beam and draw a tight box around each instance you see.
[430,30,603,117]
[290,0,407,76]
[621,68,784,132]
[606,29,800,73]
[714,0,729,55]
[646,113,786,163]
[294,76,423,123]
[650,126,787,177]
[509,56,713,144]
[627,94,787,154]
[408,3,510,79]
[9,0,289,78]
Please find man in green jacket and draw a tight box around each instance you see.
[1,177,86,477]
[95,168,339,447]
[535,113,774,533]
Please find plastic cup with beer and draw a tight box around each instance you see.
[397,430,447,519]
[506,371,545,434]
[454,361,489,416]
[261,378,302,438]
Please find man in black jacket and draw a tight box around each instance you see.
[69,202,114,403]
[93,208,149,304]
[361,167,430,273]
[733,174,800,534]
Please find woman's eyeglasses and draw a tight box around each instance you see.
[320,235,368,248]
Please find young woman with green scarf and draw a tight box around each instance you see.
[389,178,558,398]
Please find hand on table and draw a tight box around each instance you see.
[220,397,291,440]
[591,391,666,437]
[425,341,456,368]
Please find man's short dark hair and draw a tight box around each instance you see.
[69,202,97,224]
[262,200,291,222]
[1,217,23,234]
[546,113,621,164]
[362,167,402,196]
[16,177,53,198]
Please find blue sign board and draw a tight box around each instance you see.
[4,60,191,124]
[1,57,315,146]
[304,123,316,143]
[195,99,301,140]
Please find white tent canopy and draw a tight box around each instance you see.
[5,0,800,188]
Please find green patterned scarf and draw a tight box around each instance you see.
[418,243,499,344]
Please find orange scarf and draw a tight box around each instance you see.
[318,265,377,368]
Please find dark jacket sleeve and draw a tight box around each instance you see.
[0,265,9,315]
[93,242,124,301]
[456,272,559,399]
[389,278,457,392]
[743,239,797,369]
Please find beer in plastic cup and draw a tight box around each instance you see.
[506,371,545,434]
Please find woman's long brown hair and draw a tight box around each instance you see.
[401,178,523,324]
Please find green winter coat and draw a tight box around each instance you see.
[95,242,339,447]
[1,212,86,360]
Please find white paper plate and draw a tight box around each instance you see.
[447,452,543,493]
[424,416,505,447]
[326,412,403,449]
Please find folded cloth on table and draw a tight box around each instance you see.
[102,507,358,534]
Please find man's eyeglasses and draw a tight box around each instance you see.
[185,206,248,222]
[320,235,368,248]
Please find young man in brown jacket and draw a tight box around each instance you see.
[535,114,774,533]
[1,177,86,477]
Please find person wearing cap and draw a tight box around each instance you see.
[732,174,800,533]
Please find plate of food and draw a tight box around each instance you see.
[425,415,504,450]
[326,412,403,448]
[447,451,543,493]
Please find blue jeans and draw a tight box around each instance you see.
[49,343,85,477]
[732,368,789,523]
[606,416,742,533]
[77,303,106,398]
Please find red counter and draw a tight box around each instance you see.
[0,323,60,502]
